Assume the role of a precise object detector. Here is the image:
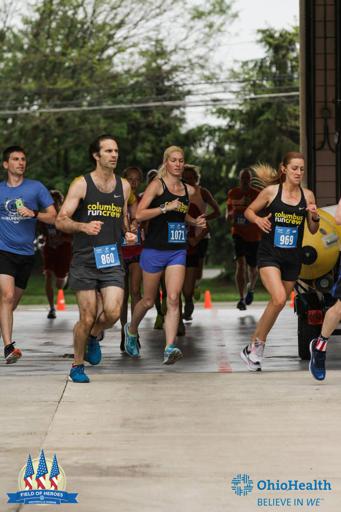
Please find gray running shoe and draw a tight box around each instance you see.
[240,342,264,371]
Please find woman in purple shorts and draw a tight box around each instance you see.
[123,146,206,364]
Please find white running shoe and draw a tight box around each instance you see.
[240,341,264,371]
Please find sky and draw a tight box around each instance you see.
[186,0,299,126]
[224,0,299,63]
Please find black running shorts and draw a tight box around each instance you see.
[232,235,259,268]
[0,250,35,289]
[257,250,301,282]
[69,260,125,291]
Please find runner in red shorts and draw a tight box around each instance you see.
[40,190,72,319]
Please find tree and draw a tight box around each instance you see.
[214,26,300,172]
[185,26,300,268]
[0,0,236,190]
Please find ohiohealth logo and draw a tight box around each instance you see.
[6,450,78,505]
[231,474,254,496]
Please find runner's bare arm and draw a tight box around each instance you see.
[36,205,57,225]
[304,189,319,234]
[122,178,137,243]
[201,188,220,221]
[245,185,277,233]
[56,176,102,235]
[136,179,172,222]
[17,204,57,224]
[335,198,341,225]
[122,178,132,233]
[225,191,234,221]
[185,213,207,229]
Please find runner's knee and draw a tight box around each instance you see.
[271,293,287,309]
[141,296,154,310]
[167,292,180,309]
[104,307,120,326]
[0,289,15,305]
[79,312,97,330]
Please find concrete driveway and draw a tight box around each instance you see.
[1,303,340,511]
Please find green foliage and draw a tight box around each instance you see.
[0,0,235,192]
[0,8,299,271]
[212,26,300,172]
[184,26,300,266]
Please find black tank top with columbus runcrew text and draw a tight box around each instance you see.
[258,183,307,265]
[144,178,189,250]
[72,173,124,267]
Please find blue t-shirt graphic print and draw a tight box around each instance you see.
[0,179,53,255]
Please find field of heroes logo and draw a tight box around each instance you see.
[7,450,78,505]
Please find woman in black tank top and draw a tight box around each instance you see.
[239,152,320,372]
[122,146,206,365]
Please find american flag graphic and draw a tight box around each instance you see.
[24,455,34,490]
[35,450,48,489]
[49,454,60,490]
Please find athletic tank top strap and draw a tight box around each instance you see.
[144,178,190,250]
[159,177,189,199]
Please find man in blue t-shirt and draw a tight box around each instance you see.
[0,145,56,364]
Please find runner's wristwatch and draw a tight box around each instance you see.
[160,204,167,214]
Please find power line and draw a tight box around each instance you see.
[0,76,299,93]
[0,91,299,116]
[0,85,299,110]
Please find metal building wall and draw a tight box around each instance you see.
[301,0,341,206]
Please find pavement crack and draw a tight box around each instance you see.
[15,379,68,512]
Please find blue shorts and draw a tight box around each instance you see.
[140,248,186,273]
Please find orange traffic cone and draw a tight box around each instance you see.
[204,290,212,309]
[56,289,66,311]
[289,291,295,308]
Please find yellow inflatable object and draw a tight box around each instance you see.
[299,207,340,280]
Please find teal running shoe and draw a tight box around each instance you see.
[69,364,90,383]
[163,344,183,365]
[124,324,140,358]
[84,335,102,365]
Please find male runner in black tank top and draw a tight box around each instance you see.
[56,135,136,383]
[238,152,320,372]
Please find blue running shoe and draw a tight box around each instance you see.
[84,335,102,365]
[163,344,183,365]
[124,324,140,358]
[69,364,90,383]
[309,339,326,381]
